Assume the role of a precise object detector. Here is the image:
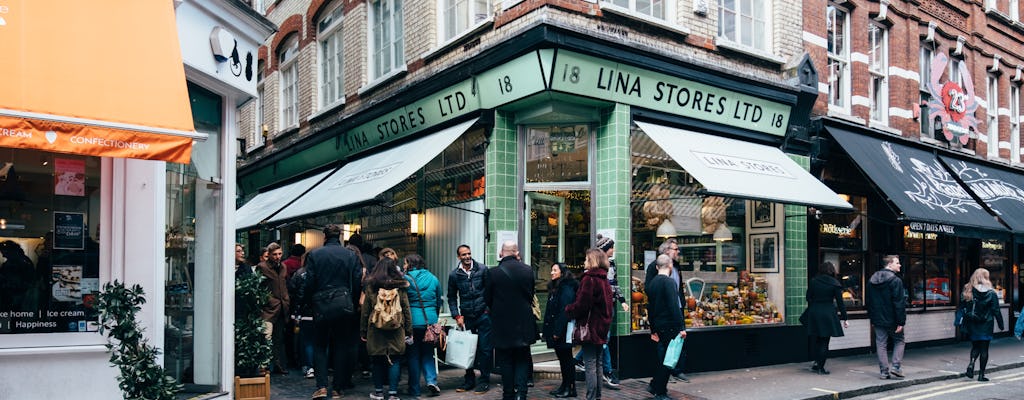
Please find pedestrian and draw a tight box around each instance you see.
[234,243,254,278]
[486,240,537,400]
[403,253,443,397]
[596,235,627,388]
[960,268,1004,381]
[304,224,362,399]
[543,262,578,398]
[257,242,290,375]
[1015,305,1023,340]
[380,247,398,261]
[287,261,316,379]
[866,255,907,380]
[566,248,614,400]
[447,244,493,394]
[348,241,374,379]
[282,243,306,369]
[803,261,848,375]
[361,257,413,400]
[646,254,686,400]
[643,238,689,382]
[283,243,306,278]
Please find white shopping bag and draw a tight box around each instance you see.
[565,320,575,344]
[444,328,479,369]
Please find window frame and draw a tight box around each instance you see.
[988,74,1000,158]
[827,4,851,114]
[277,36,299,131]
[717,0,771,53]
[868,23,888,124]
[1011,84,1020,162]
[919,46,934,138]
[318,3,346,110]
[369,0,405,81]
[600,0,675,23]
[438,0,494,43]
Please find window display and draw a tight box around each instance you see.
[0,150,100,334]
[902,228,954,308]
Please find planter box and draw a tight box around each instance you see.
[234,374,270,400]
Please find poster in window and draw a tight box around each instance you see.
[54,158,86,196]
[748,232,779,273]
[750,200,775,228]
[51,265,83,303]
[54,212,85,250]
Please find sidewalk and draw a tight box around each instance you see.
[261,337,1023,400]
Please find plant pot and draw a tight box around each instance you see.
[234,373,270,400]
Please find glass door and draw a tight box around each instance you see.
[526,192,566,286]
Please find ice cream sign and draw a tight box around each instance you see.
[926,53,978,145]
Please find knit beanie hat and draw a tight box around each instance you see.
[595,234,614,253]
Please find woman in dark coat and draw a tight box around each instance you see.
[803,261,848,375]
[961,268,1004,381]
[565,249,613,400]
[543,262,579,398]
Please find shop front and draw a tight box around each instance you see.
[236,25,852,377]
[811,119,1018,354]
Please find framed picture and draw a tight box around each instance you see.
[748,232,779,273]
[750,200,775,228]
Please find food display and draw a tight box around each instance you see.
[684,271,781,327]
[52,265,83,302]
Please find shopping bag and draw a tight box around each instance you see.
[663,336,684,368]
[444,328,478,369]
[565,320,575,344]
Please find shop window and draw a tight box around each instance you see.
[820,194,867,308]
[868,23,888,124]
[901,229,954,308]
[440,0,492,43]
[278,35,299,130]
[525,125,590,184]
[370,0,404,80]
[628,128,782,331]
[827,4,851,113]
[0,150,101,334]
[976,239,1009,304]
[318,3,345,109]
[718,0,770,53]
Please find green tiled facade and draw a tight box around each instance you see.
[485,110,521,266]
[595,104,633,335]
[784,154,811,325]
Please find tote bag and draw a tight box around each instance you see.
[663,336,685,368]
[444,328,478,369]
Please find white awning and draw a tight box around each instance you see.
[267,118,478,223]
[636,122,852,210]
[235,169,336,230]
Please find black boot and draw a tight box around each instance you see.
[966,357,977,379]
[554,383,577,398]
[978,372,988,382]
[549,383,566,396]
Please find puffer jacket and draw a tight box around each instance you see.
[565,267,613,345]
[447,260,488,319]
[406,268,443,327]
[360,278,413,356]
[866,268,906,329]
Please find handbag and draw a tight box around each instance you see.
[444,327,478,369]
[408,275,445,347]
[663,335,685,368]
[531,294,542,321]
[311,285,354,321]
[572,312,591,343]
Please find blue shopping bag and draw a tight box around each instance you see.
[663,335,684,368]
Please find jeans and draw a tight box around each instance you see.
[371,354,403,395]
[496,346,531,400]
[313,315,359,391]
[650,329,678,396]
[463,314,493,382]
[873,326,905,374]
[574,333,613,375]
[581,343,603,400]
[406,327,438,396]
[298,319,316,368]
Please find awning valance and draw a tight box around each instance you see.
[0,1,198,163]
[827,127,1007,234]
[266,119,478,224]
[635,122,853,210]
[235,169,337,231]
[938,155,1024,233]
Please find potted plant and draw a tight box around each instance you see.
[95,280,183,400]
[234,271,273,400]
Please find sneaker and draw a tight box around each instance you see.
[889,369,904,378]
[426,384,441,397]
[574,359,585,372]
[312,388,329,400]
[331,390,342,399]
[370,392,385,400]
[671,372,690,382]
[387,392,400,400]
[473,382,490,394]
[602,373,620,389]
[305,368,316,379]
[879,373,890,380]
[609,370,620,385]
[362,370,372,378]
[455,381,475,393]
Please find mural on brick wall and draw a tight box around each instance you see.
[926,53,979,145]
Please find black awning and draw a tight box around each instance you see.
[827,127,1007,235]
[939,155,1024,233]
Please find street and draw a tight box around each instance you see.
[849,367,1024,400]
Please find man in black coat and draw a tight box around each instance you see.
[647,254,686,400]
[303,224,362,399]
[485,241,537,400]
[447,244,492,393]
[643,238,689,382]
[866,254,907,380]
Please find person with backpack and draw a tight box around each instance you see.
[403,254,443,397]
[960,268,1004,381]
[361,257,413,400]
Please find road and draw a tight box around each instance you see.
[849,367,1024,400]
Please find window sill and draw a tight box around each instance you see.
[358,67,408,96]
[868,121,899,135]
[309,100,346,123]
[919,136,942,145]
[272,125,300,141]
[246,141,266,153]
[826,108,865,125]
[599,4,690,36]
[421,18,494,63]
[715,39,786,65]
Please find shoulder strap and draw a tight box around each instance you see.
[407,274,430,322]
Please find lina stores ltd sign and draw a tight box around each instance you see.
[924,53,979,145]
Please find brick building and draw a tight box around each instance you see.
[801,0,1021,353]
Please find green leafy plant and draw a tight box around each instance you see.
[235,271,273,377]
[95,280,183,400]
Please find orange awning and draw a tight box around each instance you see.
[0,1,198,164]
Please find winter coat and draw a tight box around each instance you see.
[303,238,362,318]
[447,260,489,319]
[866,268,906,329]
[360,278,413,356]
[803,274,847,337]
[961,287,1004,340]
[257,260,290,321]
[405,268,443,327]
[565,267,614,345]
[1015,306,1024,338]
[485,256,538,349]
[543,277,578,350]
[288,267,312,319]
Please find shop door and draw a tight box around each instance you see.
[526,192,565,293]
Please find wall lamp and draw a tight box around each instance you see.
[410,211,425,236]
